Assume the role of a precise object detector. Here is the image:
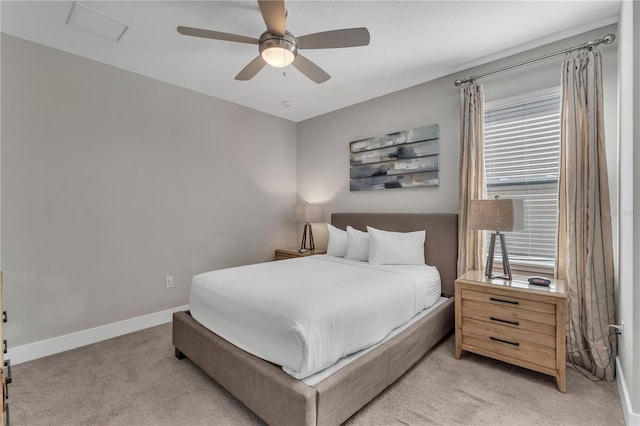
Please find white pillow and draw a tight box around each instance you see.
[344,226,369,261]
[367,226,426,265]
[326,224,348,257]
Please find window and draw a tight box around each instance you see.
[483,88,561,270]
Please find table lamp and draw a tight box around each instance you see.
[294,203,323,251]
[468,197,525,280]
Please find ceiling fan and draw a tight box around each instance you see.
[177,0,370,84]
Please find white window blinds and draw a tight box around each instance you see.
[484,89,561,267]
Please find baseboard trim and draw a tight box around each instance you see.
[6,304,189,365]
[617,356,640,425]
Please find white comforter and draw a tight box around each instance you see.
[189,255,441,379]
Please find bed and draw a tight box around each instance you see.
[173,213,457,426]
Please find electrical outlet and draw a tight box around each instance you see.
[609,322,623,336]
[165,276,174,289]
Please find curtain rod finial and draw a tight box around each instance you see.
[454,79,463,86]
[603,34,616,44]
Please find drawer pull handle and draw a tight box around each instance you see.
[2,311,6,323]
[490,336,520,346]
[4,360,11,385]
[490,297,519,305]
[490,316,520,326]
[2,339,6,354]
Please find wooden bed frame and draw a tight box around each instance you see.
[173,213,458,426]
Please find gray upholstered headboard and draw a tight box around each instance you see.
[331,213,458,297]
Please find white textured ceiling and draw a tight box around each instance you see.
[1,1,620,122]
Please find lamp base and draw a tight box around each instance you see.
[300,223,315,251]
[485,231,512,281]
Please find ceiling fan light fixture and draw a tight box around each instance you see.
[259,31,298,68]
[262,47,295,67]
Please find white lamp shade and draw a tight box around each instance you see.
[261,47,295,67]
[468,198,525,231]
[294,204,323,223]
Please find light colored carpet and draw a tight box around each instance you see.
[11,323,624,425]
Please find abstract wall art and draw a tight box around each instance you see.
[349,124,440,191]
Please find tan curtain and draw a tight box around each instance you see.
[556,50,616,380]
[457,84,486,276]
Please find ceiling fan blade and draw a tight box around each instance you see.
[258,0,286,36]
[177,26,259,45]
[292,54,330,84]
[235,55,268,81]
[297,28,370,49]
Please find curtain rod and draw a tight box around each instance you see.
[454,33,616,87]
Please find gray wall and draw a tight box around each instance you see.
[297,26,618,251]
[617,0,640,417]
[1,35,298,346]
[634,0,640,412]
[634,0,640,411]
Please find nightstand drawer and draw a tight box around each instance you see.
[274,252,299,260]
[462,288,555,315]
[462,299,556,334]
[462,318,556,348]
[462,334,556,370]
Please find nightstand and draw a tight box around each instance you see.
[273,247,327,261]
[455,270,567,392]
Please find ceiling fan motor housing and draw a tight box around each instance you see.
[259,31,298,67]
